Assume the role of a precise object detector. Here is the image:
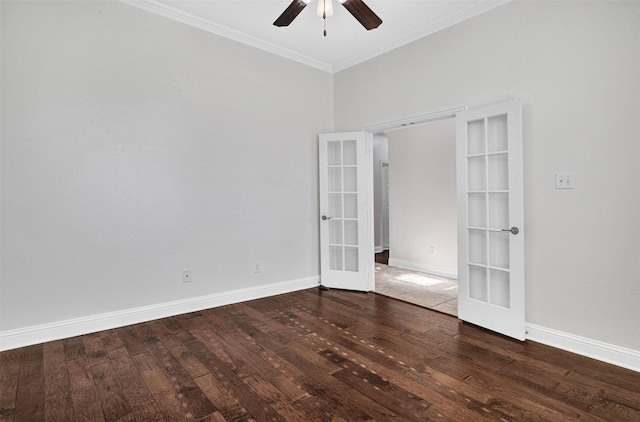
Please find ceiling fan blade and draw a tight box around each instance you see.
[273,0,308,27]
[341,0,382,30]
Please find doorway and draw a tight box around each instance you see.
[371,118,458,316]
[320,101,525,339]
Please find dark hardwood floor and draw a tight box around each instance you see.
[375,250,389,265]
[1,288,639,421]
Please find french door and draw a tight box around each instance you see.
[456,99,526,340]
[318,132,373,291]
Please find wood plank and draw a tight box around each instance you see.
[67,357,105,422]
[133,324,216,420]
[118,326,147,357]
[403,361,570,421]
[0,349,22,422]
[301,325,498,421]
[562,370,640,421]
[214,306,295,353]
[202,411,228,422]
[99,329,125,355]
[194,373,254,422]
[107,346,165,422]
[276,342,393,421]
[43,341,74,421]
[91,361,135,422]
[184,337,285,421]
[83,333,109,367]
[211,332,309,403]
[195,309,310,403]
[63,336,86,361]
[319,348,433,420]
[132,352,189,421]
[13,345,45,421]
[241,374,312,421]
[147,320,209,379]
[462,361,604,421]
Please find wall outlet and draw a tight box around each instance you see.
[429,246,436,255]
[182,270,192,283]
[254,261,262,273]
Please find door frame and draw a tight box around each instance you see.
[379,160,389,251]
[363,106,466,290]
[362,101,527,341]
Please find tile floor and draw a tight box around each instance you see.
[374,263,458,317]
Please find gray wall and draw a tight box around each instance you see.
[386,119,457,276]
[335,0,640,351]
[1,0,333,331]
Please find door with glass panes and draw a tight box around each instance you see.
[456,99,525,340]
[319,132,372,291]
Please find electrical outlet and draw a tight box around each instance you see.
[430,246,436,255]
[254,261,262,273]
[183,270,192,283]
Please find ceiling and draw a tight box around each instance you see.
[123,0,511,73]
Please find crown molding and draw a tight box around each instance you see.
[121,0,511,74]
[120,0,334,73]
[333,0,512,72]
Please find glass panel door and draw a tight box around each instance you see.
[456,99,525,341]
[319,132,372,292]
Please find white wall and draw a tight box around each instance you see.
[372,133,388,250]
[335,0,640,351]
[386,119,457,275]
[0,1,333,332]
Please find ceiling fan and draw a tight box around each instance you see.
[274,0,382,36]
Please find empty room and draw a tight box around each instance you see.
[1,0,639,420]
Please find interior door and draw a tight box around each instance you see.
[456,99,525,340]
[319,132,373,291]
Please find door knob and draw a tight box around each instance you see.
[322,215,332,221]
[502,227,519,235]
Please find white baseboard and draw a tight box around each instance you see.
[0,276,319,352]
[388,258,457,279]
[4,276,637,373]
[526,323,640,373]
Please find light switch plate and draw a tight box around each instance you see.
[555,172,575,189]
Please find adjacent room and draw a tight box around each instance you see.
[372,119,459,316]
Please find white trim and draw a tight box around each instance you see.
[388,258,457,280]
[379,160,390,251]
[526,323,640,373]
[366,134,376,291]
[333,0,512,72]
[362,106,466,134]
[0,276,319,352]
[120,0,511,74]
[120,0,333,73]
